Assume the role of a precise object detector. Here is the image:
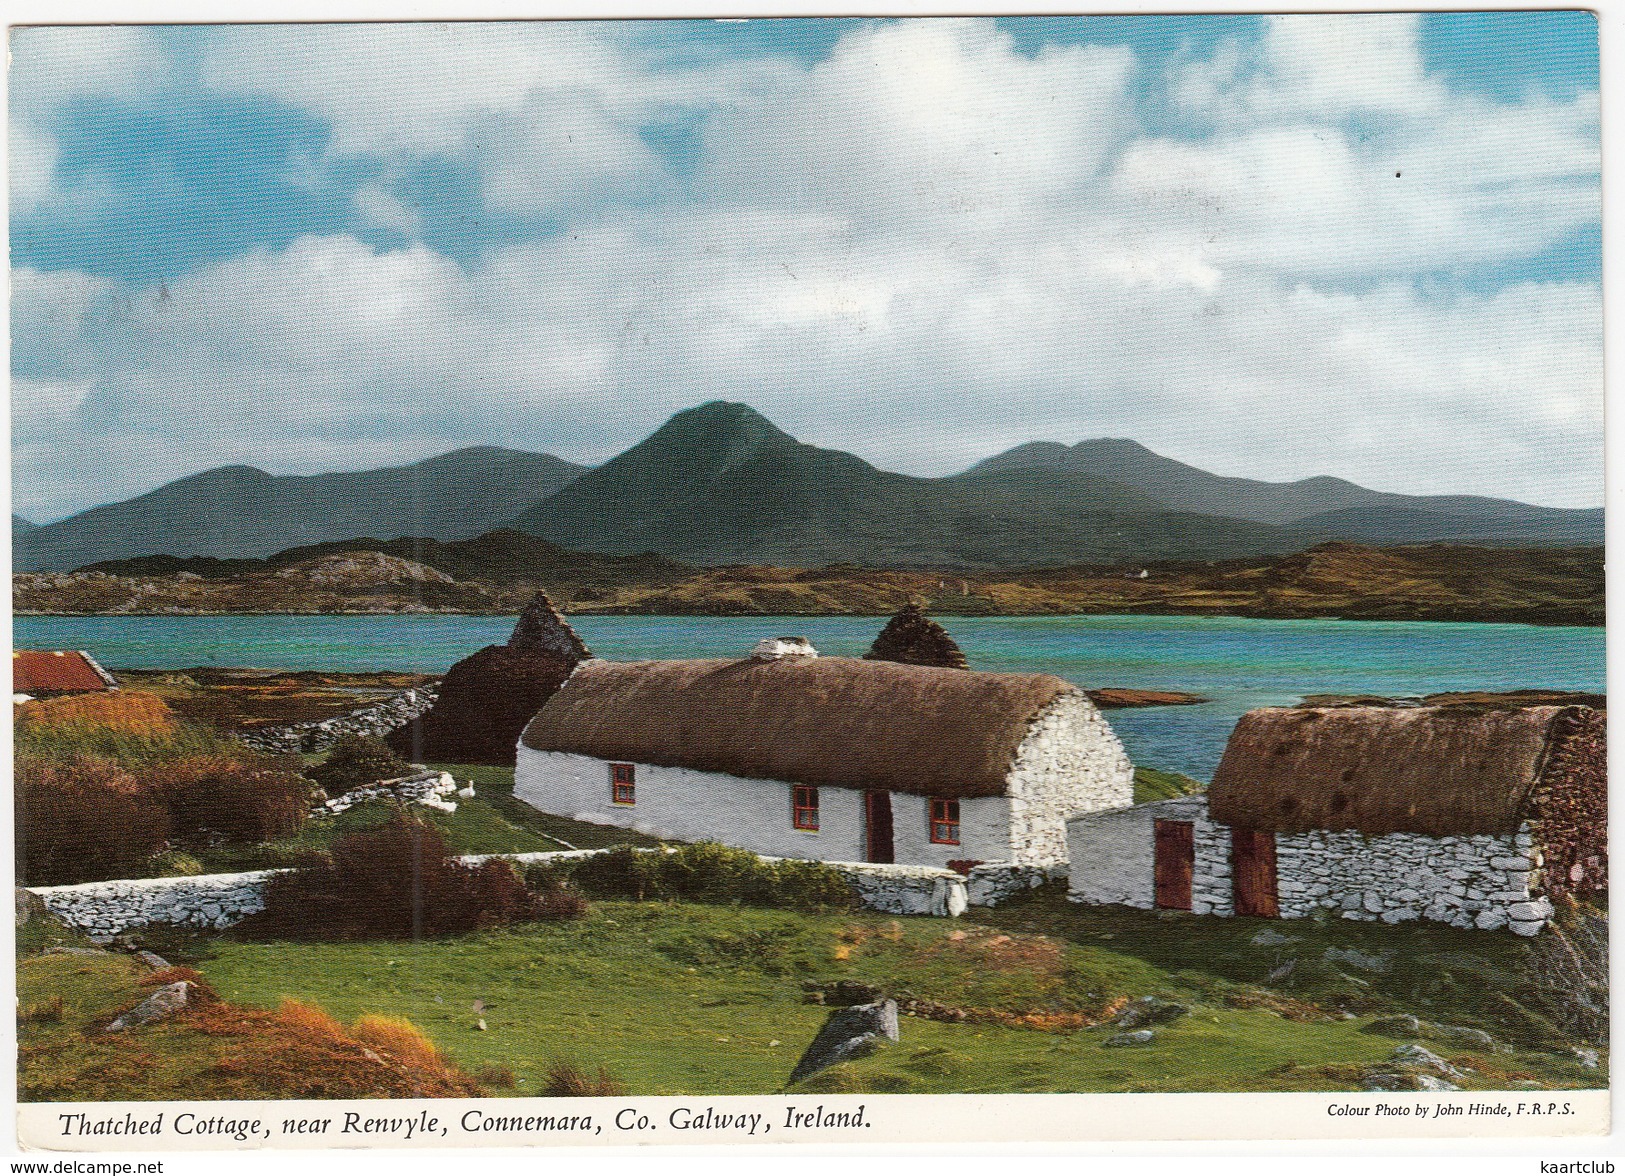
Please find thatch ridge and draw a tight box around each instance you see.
[520,656,1081,797]
[1207,704,1591,836]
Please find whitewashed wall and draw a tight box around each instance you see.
[1066,797,1200,908]
[514,748,1020,866]
[1009,692,1135,865]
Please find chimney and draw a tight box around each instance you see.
[751,636,819,662]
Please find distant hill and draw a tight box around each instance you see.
[15,448,586,571]
[16,540,1602,626]
[970,437,1603,542]
[13,514,36,537]
[505,401,1303,567]
[76,529,690,589]
[16,403,1602,572]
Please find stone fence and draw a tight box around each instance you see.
[29,851,1057,937]
[235,686,438,755]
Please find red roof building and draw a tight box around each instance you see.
[13,650,119,697]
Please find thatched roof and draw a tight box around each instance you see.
[1208,704,1597,836]
[521,656,1082,797]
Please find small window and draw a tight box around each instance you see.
[792,785,820,831]
[610,762,635,805]
[929,797,960,845]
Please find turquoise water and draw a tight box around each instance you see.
[13,614,1604,781]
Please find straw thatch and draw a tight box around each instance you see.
[521,657,1080,797]
[1208,705,1597,836]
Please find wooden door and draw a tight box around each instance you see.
[1153,820,1194,910]
[1232,827,1279,917]
[865,790,895,864]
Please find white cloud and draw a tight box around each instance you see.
[10,17,1603,520]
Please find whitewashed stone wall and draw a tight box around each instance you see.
[1006,692,1135,865]
[965,862,1060,907]
[514,749,1013,868]
[1067,797,1198,909]
[1066,795,1549,934]
[27,849,977,935]
[31,870,279,937]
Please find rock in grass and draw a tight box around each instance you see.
[1103,1030,1156,1048]
[1361,1014,1423,1038]
[1323,946,1395,975]
[1114,997,1188,1029]
[788,1000,900,1087]
[1428,1024,1497,1052]
[133,950,171,971]
[1389,1044,1466,1079]
[106,981,192,1032]
[1570,1047,1600,1069]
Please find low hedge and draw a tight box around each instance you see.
[569,842,856,912]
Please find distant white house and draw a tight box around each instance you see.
[514,639,1133,869]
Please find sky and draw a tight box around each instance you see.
[10,13,1603,523]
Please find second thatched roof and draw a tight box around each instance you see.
[520,656,1083,797]
[1208,704,1596,836]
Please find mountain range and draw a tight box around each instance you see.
[13,402,1603,572]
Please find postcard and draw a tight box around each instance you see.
[8,7,1608,1158]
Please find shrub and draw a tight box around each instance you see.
[308,734,411,795]
[572,843,856,913]
[16,753,171,885]
[523,863,590,922]
[155,753,310,843]
[473,1064,517,1090]
[248,812,573,940]
[543,1062,627,1097]
[352,1014,443,1069]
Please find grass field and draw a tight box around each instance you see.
[35,894,1582,1100]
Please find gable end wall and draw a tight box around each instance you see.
[1007,692,1135,866]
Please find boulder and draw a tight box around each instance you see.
[15,888,48,927]
[1428,1024,1497,1052]
[386,592,587,765]
[1113,996,1189,1030]
[1389,1044,1466,1080]
[106,981,193,1031]
[1361,1014,1422,1039]
[787,999,900,1086]
[1103,1030,1156,1048]
[133,950,172,971]
[864,604,968,670]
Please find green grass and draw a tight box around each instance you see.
[189,900,1600,1097]
[1132,766,1205,803]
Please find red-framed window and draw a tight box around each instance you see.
[792,785,820,831]
[610,762,636,805]
[929,797,960,845]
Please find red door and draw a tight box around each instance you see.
[1232,828,1279,917]
[865,790,894,864]
[1153,820,1194,910]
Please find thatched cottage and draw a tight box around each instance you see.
[515,639,1133,868]
[1066,704,1605,935]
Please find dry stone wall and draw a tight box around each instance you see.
[1273,826,1546,934]
[237,686,438,754]
[27,850,994,935]
[31,870,279,937]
